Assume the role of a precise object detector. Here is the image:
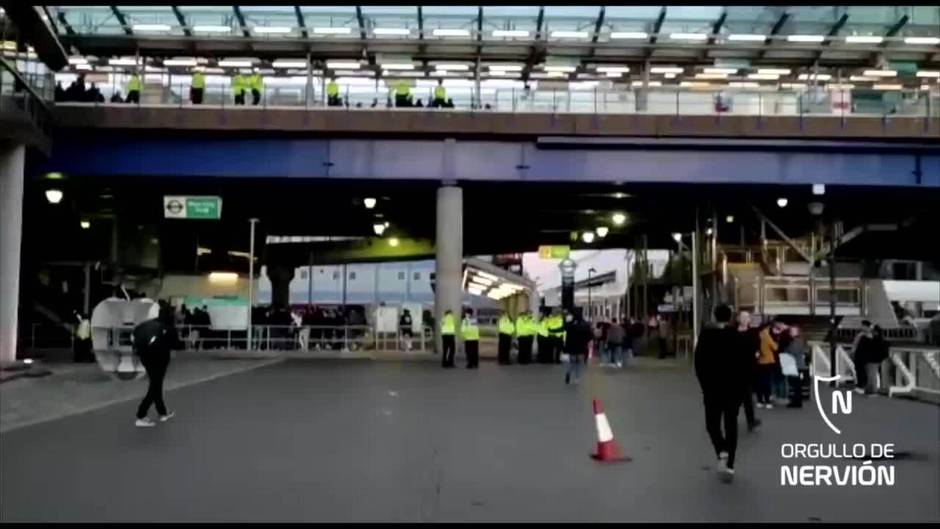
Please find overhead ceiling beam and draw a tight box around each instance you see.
[702,10,727,59]
[232,6,250,38]
[758,11,789,61]
[355,6,367,55]
[871,14,908,65]
[294,6,308,39]
[416,6,425,56]
[645,7,667,59]
[476,6,484,59]
[54,10,76,37]
[110,6,132,36]
[171,6,191,38]
[815,12,849,63]
[523,6,546,81]
[589,6,605,57]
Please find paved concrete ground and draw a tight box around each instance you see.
[1,359,938,522]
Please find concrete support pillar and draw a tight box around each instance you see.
[268,265,295,309]
[434,185,463,354]
[636,61,650,112]
[1,143,26,365]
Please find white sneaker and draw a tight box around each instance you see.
[765,403,774,410]
[159,411,176,422]
[854,388,866,395]
[135,418,156,428]
[720,468,735,483]
[616,362,623,368]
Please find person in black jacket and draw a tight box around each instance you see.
[694,304,748,483]
[563,310,592,385]
[133,301,180,427]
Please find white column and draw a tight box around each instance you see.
[0,143,26,365]
[434,186,463,353]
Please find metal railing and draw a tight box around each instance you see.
[54,83,940,122]
[810,341,940,400]
[176,324,434,354]
[0,57,54,140]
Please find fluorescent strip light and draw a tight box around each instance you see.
[326,61,361,70]
[670,33,708,41]
[68,57,87,65]
[74,64,92,71]
[273,60,308,69]
[109,57,139,66]
[680,81,712,88]
[433,28,470,37]
[863,69,897,77]
[208,272,238,283]
[193,25,230,33]
[872,83,903,90]
[631,80,662,87]
[374,28,410,36]
[434,63,470,71]
[780,82,806,89]
[916,70,940,78]
[471,276,495,286]
[218,60,254,68]
[476,271,500,281]
[596,66,630,73]
[748,73,780,80]
[664,72,677,79]
[313,27,351,35]
[605,72,623,78]
[383,70,423,77]
[651,66,683,74]
[727,33,766,41]
[704,67,737,75]
[551,30,589,39]
[729,81,760,88]
[253,26,292,34]
[381,63,415,70]
[849,75,876,82]
[758,68,791,75]
[798,73,832,81]
[904,36,940,45]
[543,65,576,73]
[845,35,883,44]
[610,31,648,39]
[488,64,524,71]
[133,24,171,32]
[493,29,529,38]
[546,72,567,78]
[828,83,854,90]
[696,73,728,80]
[164,58,197,67]
[787,35,826,43]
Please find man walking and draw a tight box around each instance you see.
[734,309,761,431]
[694,304,748,483]
[564,311,592,385]
[440,309,456,368]
[133,302,179,427]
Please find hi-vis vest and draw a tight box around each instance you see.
[498,316,515,336]
[232,75,247,95]
[462,316,480,341]
[126,75,141,92]
[434,85,446,100]
[327,81,339,97]
[191,72,206,89]
[548,314,565,337]
[395,81,411,97]
[538,318,550,337]
[440,313,456,335]
[516,316,536,337]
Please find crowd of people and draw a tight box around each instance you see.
[54,73,138,104]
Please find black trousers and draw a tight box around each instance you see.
[234,92,245,105]
[703,393,741,468]
[517,336,533,364]
[537,336,551,363]
[465,340,479,368]
[787,375,803,406]
[251,89,261,105]
[328,95,342,107]
[395,94,412,107]
[497,333,512,364]
[73,338,93,363]
[442,335,456,367]
[126,90,140,104]
[190,87,204,104]
[741,382,757,427]
[136,353,169,419]
[552,336,564,363]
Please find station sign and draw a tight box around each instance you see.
[164,196,222,220]
[539,245,570,260]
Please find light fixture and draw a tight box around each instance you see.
[812,183,826,196]
[777,197,789,208]
[725,215,734,223]
[758,68,791,75]
[705,227,714,236]
[611,212,627,226]
[787,35,826,43]
[384,221,390,228]
[596,66,630,74]
[433,28,470,37]
[218,59,254,68]
[670,33,708,41]
[610,31,648,39]
[363,197,377,209]
[372,224,387,236]
[208,272,238,283]
[74,64,92,71]
[650,66,683,74]
[163,58,197,67]
[273,60,308,69]
[904,36,940,45]
[132,24,172,32]
[326,61,361,70]
[313,27,351,35]
[471,276,495,286]
[916,71,940,78]
[374,27,410,36]
[253,26,292,34]
[550,30,589,39]
[727,34,766,41]
[872,83,903,91]
[581,231,596,243]
[492,29,529,38]
[388,237,400,247]
[434,63,470,71]
[80,220,91,229]
[849,75,877,82]
[192,25,231,33]
[613,192,626,199]
[595,226,609,238]
[45,172,64,180]
[680,81,711,88]
[663,73,676,79]
[729,82,760,88]
[863,69,897,77]
[748,73,781,81]
[672,232,682,242]
[543,65,577,73]
[68,57,87,65]
[704,67,738,75]
[381,62,416,70]
[845,35,883,44]
[798,73,832,81]
[488,64,524,71]
[45,189,63,204]
[109,57,139,66]
[695,73,728,80]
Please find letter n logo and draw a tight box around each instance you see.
[831,391,852,415]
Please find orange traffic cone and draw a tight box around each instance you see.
[590,399,631,462]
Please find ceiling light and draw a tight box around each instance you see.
[610,31,648,39]
[704,67,737,75]
[672,232,682,242]
[45,189,63,204]
[132,24,171,32]
[916,70,940,78]
[727,34,766,41]
[611,212,627,226]
[596,66,630,73]
[730,81,760,88]
[363,197,377,209]
[863,69,897,77]
[486,291,505,300]
[695,73,728,80]
[433,28,470,37]
[74,64,92,71]
[781,83,807,89]
[705,227,714,236]
[904,36,940,45]
[434,63,470,71]
[680,81,712,88]
[476,271,500,281]
[581,231,596,243]
[748,73,780,80]
[273,60,308,69]
[80,220,91,229]
[787,35,826,43]
[471,276,495,286]
[388,237,400,247]
[663,73,677,79]
[872,83,903,90]
[777,197,788,208]
[68,57,87,65]
[725,215,734,224]
[109,57,139,66]
[758,68,791,75]
[798,73,832,81]
[44,172,64,180]
[543,65,577,73]
[373,223,386,235]
[374,28,410,36]
[326,61,361,70]
[849,75,876,82]
[632,81,663,87]
[253,26,292,34]
[651,66,683,74]
[595,226,609,238]
[218,59,254,68]
[605,72,623,78]
[493,29,529,38]
[384,221,390,228]
[193,25,230,33]
[382,62,416,70]
[164,58,197,67]
[313,27,351,35]
[208,272,238,283]
[845,35,883,44]
[812,184,826,196]
[670,33,708,41]
[488,64,524,71]
[551,30,589,39]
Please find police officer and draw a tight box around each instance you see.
[462,308,480,369]
[497,311,515,365]
[327,77,341,107]
[399,308,413,351]
[190,70,206,105]
[232,72,247,105]
[394,79,412,107]
[133,302,180,427]
[537,309,552,363]
[440,309,456,368]
[432,79,447,108]
[548,310,566,364]
[516,311,535,365]
[125,73,141,104]
[250,71,263,105]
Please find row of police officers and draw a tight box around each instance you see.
[439,308,567,368]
